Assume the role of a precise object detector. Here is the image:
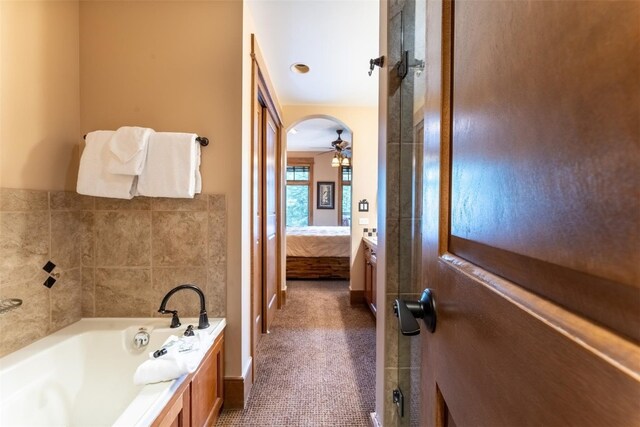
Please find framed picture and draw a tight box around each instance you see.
[317,181,335,209]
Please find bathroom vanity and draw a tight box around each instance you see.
[363,236,377,316]
[152,331,225,427]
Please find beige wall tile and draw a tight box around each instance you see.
[95,211,151,267]
[387,143,400,220]
[82,267,95,317]
[398,367,421,427]
[386,219,399,294]
[0,212,50,287]
[152,212,207,266]
[0,281,50,357]
[80,211,95,267]
[208,194,226,212]
[50,191,94,211]
[51,211,84,269]
[50,268,82,331]
[208,211,227,265]
[152,194,207,212]
[152,267,207,318]
[94,197,151,211]
[207,264,226,317]
[0,188,229,357]
[385,295,399,368]
[0,188,48,212]
[383,367,401,427]
[95,268,151,317]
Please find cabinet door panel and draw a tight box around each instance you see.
[191,335,224,427]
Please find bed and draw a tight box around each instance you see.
[286,226,351,280]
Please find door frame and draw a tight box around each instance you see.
[250,34,284,379]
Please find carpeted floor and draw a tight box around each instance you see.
[216,280,376,427]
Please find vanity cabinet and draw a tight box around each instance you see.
[363,240,377,316]
[152,331,224,427]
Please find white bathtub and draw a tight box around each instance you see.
[0,317,226,427]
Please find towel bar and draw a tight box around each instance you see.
[82,133,209,146]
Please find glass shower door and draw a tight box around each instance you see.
[389,0,426,424]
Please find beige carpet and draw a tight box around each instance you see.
[216,280,376,427]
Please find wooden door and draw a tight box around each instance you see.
[252,99,264,359]
[262,107,279,332]
[420,1,640,426]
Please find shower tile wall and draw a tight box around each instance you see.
[384,0,424,425]
[0,189,85,357]
[0,188,227,358]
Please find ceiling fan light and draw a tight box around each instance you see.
[331,155,340,168]
[341,156,350,166]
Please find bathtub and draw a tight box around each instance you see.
[0,317,226,427]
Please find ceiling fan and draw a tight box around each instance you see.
[326,130,351,167]
[330,129,351,155]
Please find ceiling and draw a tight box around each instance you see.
[247,0,380,107]
[287,118,352,152]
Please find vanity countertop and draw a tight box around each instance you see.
[363,235,378,248]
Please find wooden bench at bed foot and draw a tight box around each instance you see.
[286,256,350,280]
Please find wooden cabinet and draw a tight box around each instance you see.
[153,331,224,427]
[190,332,224,426]
[153,381,191,427]
[363,240,377,316]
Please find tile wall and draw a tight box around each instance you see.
[384,0,424,425]
[0,188,227,357]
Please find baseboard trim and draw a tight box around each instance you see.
[281,287,287,306]
[350,289,365,305]
[223,358,253,409]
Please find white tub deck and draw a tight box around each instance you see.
[0,317,225,427]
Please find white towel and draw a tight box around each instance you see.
[107,126,154,175]
[77,131,135,199]
[195,144,202,194]
[133,335,204,385]
[136,132,200,198]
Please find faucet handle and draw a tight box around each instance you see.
[159,309,181,328]
[198,310,210,330]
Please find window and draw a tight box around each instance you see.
[339,166,352,226]
[286,160,313,226]
[286,166,310,181]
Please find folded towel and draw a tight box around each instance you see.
[107,126,154,175]
[136,132,200,198]
[77,131,135,199]
[195,144,202,194]
[133,334,205,385]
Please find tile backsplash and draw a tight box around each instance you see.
[0,188,227,357]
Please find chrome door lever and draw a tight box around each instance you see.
[393,288,437,335]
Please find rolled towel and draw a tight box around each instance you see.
[77,131,135,199]
[107,126,154,175]
[136,132,200,198]
[133,335,204,385]
[133,358,186,386]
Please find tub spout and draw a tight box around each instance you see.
[158,284,209,329]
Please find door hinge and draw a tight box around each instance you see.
[392,387,405,418]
